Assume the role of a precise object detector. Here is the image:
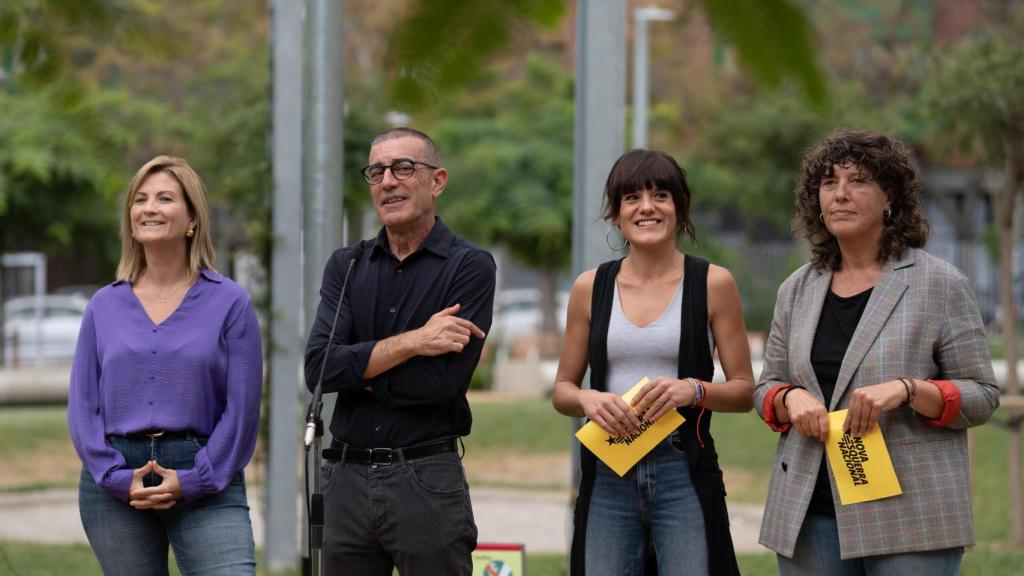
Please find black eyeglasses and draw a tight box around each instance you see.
[361,159,438,185]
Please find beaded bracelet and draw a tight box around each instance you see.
[686,377,704,407]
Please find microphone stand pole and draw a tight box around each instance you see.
[304,254,357,576]
[304,391,325,576]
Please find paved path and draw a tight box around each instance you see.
[0,486,767,554]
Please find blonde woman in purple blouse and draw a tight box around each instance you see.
[67,156,262,575]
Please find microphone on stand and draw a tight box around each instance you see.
[305,245,362,447]
[304,244,362,576]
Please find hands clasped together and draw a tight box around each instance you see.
[579,376,698,438]
[128,461,183,510]
[785,379,911,442]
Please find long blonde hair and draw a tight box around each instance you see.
[115,155,217,282]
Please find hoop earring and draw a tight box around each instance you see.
[605,224,627,252]
[884,208,892,223]
[819,212,824,222]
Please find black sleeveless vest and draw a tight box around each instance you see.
[569,255,740,576]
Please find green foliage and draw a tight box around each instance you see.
[183,42,272,267]
[434,54,574,272]
[688,82,912,241]
[699,0,826,103]
[920,32,1024,167]
[0,0,177,86]
[0,84,168,271]
[688,92,828,237]
[341,96,389,241]
[386,0,565,109]
[389,0,825,109]
[0,0,184,281]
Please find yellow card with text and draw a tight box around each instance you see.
[825,410,902,505]
[575,377,685,476]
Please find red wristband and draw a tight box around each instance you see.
[919,379,961,427]
[763,385,793,433]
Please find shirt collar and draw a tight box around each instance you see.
[112,267,223,286]
[371,217,454,260]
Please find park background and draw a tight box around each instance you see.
[0,0,1022,574]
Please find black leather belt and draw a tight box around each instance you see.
[322,438,457,466]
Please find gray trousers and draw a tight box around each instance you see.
[321,451,477,575]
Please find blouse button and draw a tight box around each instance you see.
[389,307,396,314]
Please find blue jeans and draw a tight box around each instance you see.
[78,434,256,576]
[585,433,708,576]
[778,513,963,576]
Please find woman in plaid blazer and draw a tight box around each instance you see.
[753,130,1000,575]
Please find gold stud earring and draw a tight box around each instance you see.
[186,228,195,238]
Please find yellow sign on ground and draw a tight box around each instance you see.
[472,543,525,576]
[825,409,902,505]
[575,377,685,476]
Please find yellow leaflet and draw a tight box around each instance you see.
[825,410,902,505]
[575,377,685,477]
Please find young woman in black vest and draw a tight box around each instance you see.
[553,149,754,576]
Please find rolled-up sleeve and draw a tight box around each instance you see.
[177,297,263,502]
[931,272,999,429]
[373,250,496,407]
[755,277,796,431]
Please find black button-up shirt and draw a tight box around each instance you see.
[305,218,496,448]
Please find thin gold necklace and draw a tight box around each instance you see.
[151,277,192,303]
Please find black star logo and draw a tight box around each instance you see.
[606,436,617,446]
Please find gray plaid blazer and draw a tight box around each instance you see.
[753,248,1000,559]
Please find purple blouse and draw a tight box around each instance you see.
[67,269,263,503]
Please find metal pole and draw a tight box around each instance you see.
[570,0,626,545]
[266,0,304,570]
[631,6,676,150]
[632,16,648,149]
[303,0,344,573]
[304,0,345,450]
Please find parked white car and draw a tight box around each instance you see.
[3,295,88,364]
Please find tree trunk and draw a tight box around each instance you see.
[1000,131,1023,547]
[539,266,559,356]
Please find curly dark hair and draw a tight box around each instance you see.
[793,129,930,270]
[602,149,697,243]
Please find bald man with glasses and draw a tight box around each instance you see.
[305,127,495,575]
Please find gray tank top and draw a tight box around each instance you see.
[606,277,716,397]
[606,278,684,396]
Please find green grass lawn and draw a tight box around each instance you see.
[466,396,574,454]
[0,405,71,452]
